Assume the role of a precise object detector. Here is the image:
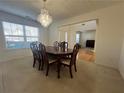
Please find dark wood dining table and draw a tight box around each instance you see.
[45,46,73,78]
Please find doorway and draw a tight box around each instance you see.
[75,20,97,62]
[58,20,97,62]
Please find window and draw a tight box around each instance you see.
[25,26,39,48]
[25,26,38,42]
[76,33,80,43]
[2,22,39,49]
[3,22,25,49]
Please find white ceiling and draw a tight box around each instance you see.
[74,20,97,32]
[0,0,123,21]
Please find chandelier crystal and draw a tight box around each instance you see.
[37,0,52,27]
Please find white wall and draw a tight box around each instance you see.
[48,3,124,69]
[119,5,124,79]
[81,30,96,47]
[0,11,48,62]
[48,21,61,46]
[119,40,124,79]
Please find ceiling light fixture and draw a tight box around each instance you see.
[37,0,52,27]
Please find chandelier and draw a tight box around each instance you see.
[37,0,52,27]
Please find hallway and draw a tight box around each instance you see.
[78,48,95,62]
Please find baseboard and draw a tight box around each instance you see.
[95,62,118,70]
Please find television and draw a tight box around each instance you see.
[86,40,95,48]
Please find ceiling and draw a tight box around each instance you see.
[0,0,123,21]
[76,20,96,32]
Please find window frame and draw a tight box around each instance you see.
[76,33,80,43]
[24,25,39,43]
[2,21,39,49]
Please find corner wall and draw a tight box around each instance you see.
[119,4,124,79]
[119,40,124,79]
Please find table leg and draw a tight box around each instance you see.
[57,59,61,79]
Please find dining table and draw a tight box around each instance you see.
[45,46,73,78]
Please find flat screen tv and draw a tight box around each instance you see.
[86,40,95,48]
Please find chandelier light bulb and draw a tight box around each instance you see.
[37,0,52,27]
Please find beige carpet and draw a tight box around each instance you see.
[0,57,124,93]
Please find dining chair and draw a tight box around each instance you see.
[53,41,59,47]
[30,42,41,70]
[39,44,58,76]
[60,44,79,78]
[60,41,68,51]
[37,42,45,70]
